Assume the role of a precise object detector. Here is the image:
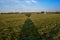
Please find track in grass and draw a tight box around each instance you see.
[19,18,42,40]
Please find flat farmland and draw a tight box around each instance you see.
[0,13,60,40]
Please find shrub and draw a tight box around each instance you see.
[25,13,31,17]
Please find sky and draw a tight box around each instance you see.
[0,0,60,12]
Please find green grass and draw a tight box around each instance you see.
[0,14,27,32]
[0,13,60,40]
[30,14,60,40]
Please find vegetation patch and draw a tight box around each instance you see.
[19,19,41,40]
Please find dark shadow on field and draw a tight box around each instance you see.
[19,19,42,40]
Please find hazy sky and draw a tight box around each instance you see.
[0,0,60,12]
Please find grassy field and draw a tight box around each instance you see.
[0,13,60,40]
[30,14,60,40]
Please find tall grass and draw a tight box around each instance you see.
[0,13,60,40]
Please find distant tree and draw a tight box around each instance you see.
[25,13,31,17]
[55,12,60,14]
[41,11,44,14]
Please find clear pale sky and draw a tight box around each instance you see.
[0,0,60,12]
